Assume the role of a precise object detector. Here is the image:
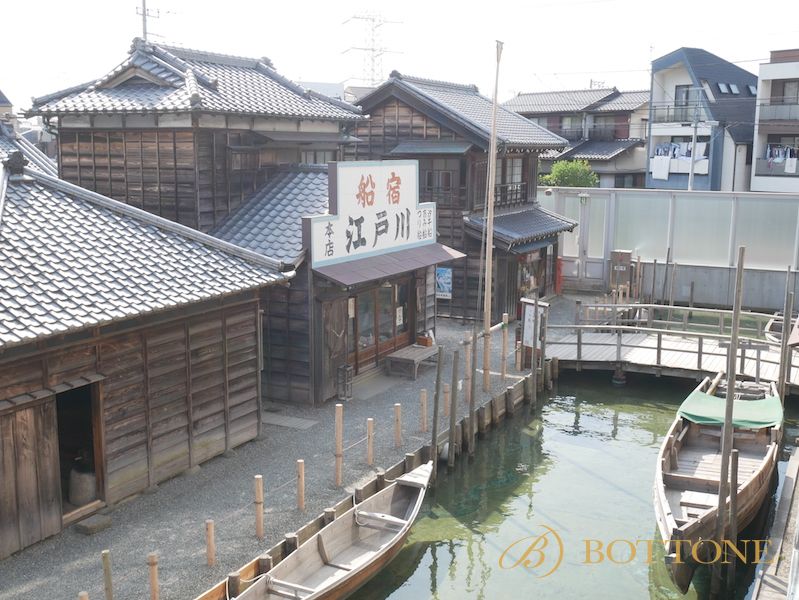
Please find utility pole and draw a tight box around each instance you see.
[482,41,503,392]
[687,102,699,191]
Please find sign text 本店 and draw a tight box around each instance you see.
[306,161,436,267]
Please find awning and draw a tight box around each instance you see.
[677,390,783,429]
[260,131,362,144]
[508,237,557,255]
[464,205,577,252]
[390,140,473,155]
[0,373,106,415]
[314,243,465,287]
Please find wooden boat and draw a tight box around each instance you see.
[236,462,432,599]
[654,373,782,594]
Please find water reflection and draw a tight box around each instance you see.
[351,372,798,600]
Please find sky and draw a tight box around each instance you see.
[2,0,798,112]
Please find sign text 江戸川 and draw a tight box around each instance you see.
[306,161,436,267]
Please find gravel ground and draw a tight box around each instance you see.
[0,310,575,600]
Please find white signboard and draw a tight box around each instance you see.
[305,160,436,268]
[521,298,549,348]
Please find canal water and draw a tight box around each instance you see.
[351,372,799,600]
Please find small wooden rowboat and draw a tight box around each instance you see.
[236,461,432,599]
[654,374,782,594]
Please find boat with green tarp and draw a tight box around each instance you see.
[653,372,782,594]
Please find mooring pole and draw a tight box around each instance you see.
[531,294,539,406]
[469,327,478,455]
[779,266,793,403]
[710,246,745,599]
[726,449,739,594]
[430,345,444,483]
[448,349,460,470]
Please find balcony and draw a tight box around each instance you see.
[420,186,466,207]
[651,104,708,123]
[754,158,799,177]
[549,127,584,141]
[758,102,799,121]
[469,182,530,210]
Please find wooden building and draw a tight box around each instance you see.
[347,72,577,321]
[27,37,362,233]
[213,161,463,405]
[0,123,288,559]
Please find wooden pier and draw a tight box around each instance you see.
[545,302,798,390]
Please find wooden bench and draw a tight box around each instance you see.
[384,344,439,380]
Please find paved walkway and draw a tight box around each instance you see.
[0,318,528,600]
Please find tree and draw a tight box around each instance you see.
[539,159,599,188]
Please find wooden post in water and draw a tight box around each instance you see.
[515,341,522,371]
[710,246,745,598]
[226,573,240,597]
[661,247,671,304]
[335,404,343,486]
[469,327,478,455]
[688,280,695,320]
[666,262,677,325]
[254,475,264,540]
[205,520,216,566]
[464,340,472,406]
[531,294,539,406]
[443,384,450,418]
[394,404,402,448]
[431,346,444,483]
[779,267,793,403]
[297,460,305,511]
[726,449,739,593]
[419,390,428,433]
[100,550,113,600]
[366,418,374,465]
[78,593,89,600]
[448,350,460,470]
[501,313,509,382]
[147,553,159,600]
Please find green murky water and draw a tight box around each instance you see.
[351,372,799,600]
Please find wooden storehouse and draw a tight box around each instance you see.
[0,122,288,559]
[27,37,362,233]
[347,72,577,321]
[213,161,464,405]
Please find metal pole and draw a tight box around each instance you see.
[482,41,504,393]
[711,246,745,597]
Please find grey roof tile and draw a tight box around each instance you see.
[556,139,644,161]
[363,72,566,150]
[30,38,362,122]
[464,205,577,248]
[502,88,618,114]
[212,165,329,263]
[0,127,287,350]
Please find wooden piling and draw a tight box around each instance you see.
[78,593,89,600]
[551,356,559,381]
[258,554,273,574]
[464,339,472,407]
[285,534,298,554]
[448,349,460,470]
[366,418,374,465]
[419,390,428,432]
[323,508,336,525]
[651,258,657,303]
[501,313,509,382]
[335,403,343,487]
[394,403,402,448]
[431,345,444,483]
[515,341,522,371]
[405,453,415,473]
[147,553,159,600]
[661,247,671,304]
[727,449,739,593]
[469,328,478,456]
[505,386,515,416]
[297,460,305,511]
[205,520,216,567]
[254,475,264,540]
[544,360,553,391]
[443,383,450,418]
[226,573,240,597]
[531,294,539,406]
[101,549,113,600]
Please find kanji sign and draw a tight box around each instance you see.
[305,161,436,267]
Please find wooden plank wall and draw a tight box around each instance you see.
[58,129,266,233]
[0,298,262,558]
[264,264,312,405]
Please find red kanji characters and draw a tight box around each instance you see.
[356,174,376,208]
[386,171,401,205]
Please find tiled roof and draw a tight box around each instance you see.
[0,126,288,350]
[590,91,649,113]
[557,139,644,161]
[653,47,757,143]
[361,72,567,150]
[29,38,362,121]
[502,88,617,114]
[464,204,577,250]
[212,165,329,264]
[0,123,57,175]
[389,140,473,155]
[0,88,10,107]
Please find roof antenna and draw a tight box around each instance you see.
[136,0,160,41]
